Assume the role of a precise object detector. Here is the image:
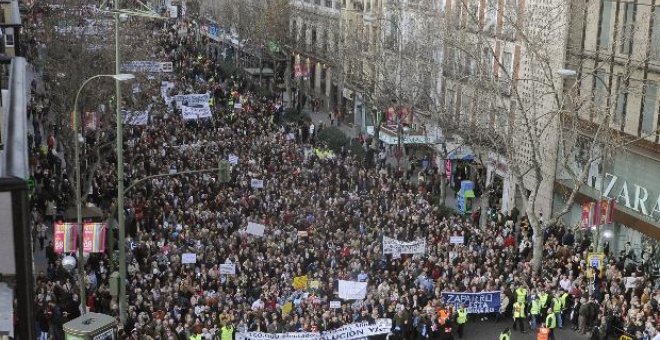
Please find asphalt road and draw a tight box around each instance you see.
[458,319,591,340]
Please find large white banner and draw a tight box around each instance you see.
[122,110,149,126]
[382,236,426,255]
[181,106,212,120]
[338,280,367,300]
[236,319,392,340]
[174,93,210,108]
[220,263,236,275]
[121,61,173,73]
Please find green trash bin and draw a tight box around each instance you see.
[63,313,116,340]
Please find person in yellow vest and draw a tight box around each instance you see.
[189,324,203,340]
[544,308,556,340]
[220,323,234,340]
[529,294,541,330]
[499,327,512,340]
[456,304,468,338]
[515,284,528,313]
[559,289,570,329]
[551,292,563,329]
[512,300,526,333]
[538,291,549,319]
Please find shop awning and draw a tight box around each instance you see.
[447,144,475,161]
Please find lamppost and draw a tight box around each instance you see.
[72,73,135,315]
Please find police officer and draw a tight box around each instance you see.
[499,328,512,340]
[538,290,549,319]
[456,304,468,338]
[529,294,541,330]
[515,283,528,314]
[220,323,234,340]
[512,299,526,333]
[560,289,570,328]
[551,291,563,329]
[545,308,557,340]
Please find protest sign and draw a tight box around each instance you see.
[441,291,501,314]
[181,253,197,264]
[174,93,210,108]
[181,106,212,120]
[338,280,367,300]
[329,301,341,309]
[245,222,265,237]
[293,275,308,290]
[122,110,149,126]
[382,236,426,255]
[220,263,236,275]
[624,276,641,290]
[449,236,465,244]
[250,179,264,189]
[236,319,392,340]
[228,154,239,165]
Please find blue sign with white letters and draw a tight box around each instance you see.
[441,291,501,314]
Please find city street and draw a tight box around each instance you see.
[459,320,590,340]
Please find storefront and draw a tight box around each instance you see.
[554,149,660,255]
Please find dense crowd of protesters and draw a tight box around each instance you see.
[20,13,660,340]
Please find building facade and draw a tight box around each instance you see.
[555,0,660,254]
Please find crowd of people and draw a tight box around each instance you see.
[21,12,660,340]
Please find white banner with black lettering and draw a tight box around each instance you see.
[236,319,392,340]
[122,110,149,126]
[382,236,426,255]
[181,106,212,120]
[174,93,210,108]
[338,280,367,300]
[121,61,173,73]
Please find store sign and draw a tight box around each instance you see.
[602,173,660,222]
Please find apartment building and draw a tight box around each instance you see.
[0,0,21,57]
[437,0,569,218]
[554,0,660,253]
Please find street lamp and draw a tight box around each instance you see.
[72,73,134,315]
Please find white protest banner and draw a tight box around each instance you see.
[228,154,239,165]
[338,280,367,300]
[250,179,264,189]
[122,110,149,126]
[449,236,465,245]
[382,236,426,255]
[220,263,236,275]
[236,319,392,340]
[181,253,196,264]
[174,93,210,108]
[181,106,212,120]
[121,61,173,73]
[329,301,341,309]
[624,276,641,290]
[245,222,265,237]
[234,102,242,110]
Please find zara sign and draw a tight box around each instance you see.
[602,173,660,222]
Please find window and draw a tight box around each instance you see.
[652,7,660,59]
[446,89,456,116]
[593,69,608,109]
[620,2,636,54]
[614,76,627,125]
[326,0,333,7]
[4,34,13,47]
[485,0,498,32]
[481,47,494,78]
[468,1,479,30]
[598,0,613,48]
[502,0,518,40]
[501,48,513,77]
[641,83,658,134]
[452,0,462,28]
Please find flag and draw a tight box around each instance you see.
[599,199,614,225]
[581,202,594,229]
[281,301,293,316]
[83,222,107,254]
[54,222,78,254]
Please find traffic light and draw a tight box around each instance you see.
[218,160,230,183]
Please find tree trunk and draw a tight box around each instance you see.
[439,174,447,207]
[479,191,490,228]
[532,222,544,272]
